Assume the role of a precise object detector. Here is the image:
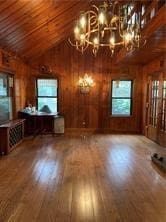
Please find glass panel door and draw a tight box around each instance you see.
[149,80,159,127]
[160,80,166,132]
[147,73,166,146]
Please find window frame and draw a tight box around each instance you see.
[0,71,15,124]
[110,80,133,117]
[36,77,59,113]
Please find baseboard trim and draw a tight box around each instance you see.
[65,128,141,134]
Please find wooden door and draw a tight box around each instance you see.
[146,72,166,146]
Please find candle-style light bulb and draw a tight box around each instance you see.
[80,14,86,28]
[98,11,105,25]
[110,36,115,45]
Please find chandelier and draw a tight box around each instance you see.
[69,0,145,56]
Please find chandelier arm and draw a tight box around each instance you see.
[89,16,98,27]
[85,10,98,17]
[76,44,89,53]
[118,19,124,38]
[91,23,99,30]
[139,39,146,48]
[84,27,122,39]
[91,5,99,12]
[68,38,89,48]
[68,38,79,47]
[85,10,98,30]
[89,11,98,25]
[87,12,91,40]
[85,38,124,47]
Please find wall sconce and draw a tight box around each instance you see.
[78,74,94,93]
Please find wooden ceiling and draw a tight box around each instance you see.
[114,25,166,65]
[0,0,90,59]
[114,2,166,65]
[0,0,165,63]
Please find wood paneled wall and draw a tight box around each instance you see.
[14,58,32,116]
[29,42,143,133]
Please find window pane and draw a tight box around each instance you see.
[38,98,57,113]
[150,80,159,126]
[112,99,131,115]
[37,79,57,96]
[163,80,166,98]
[112,81,131,98]
[0,73,7,96]
[0,97,11,123]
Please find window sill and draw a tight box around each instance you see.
[109,115,133,118]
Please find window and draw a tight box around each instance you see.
[161,80,166,131]
[0,72,13,124]
[111,80,133,116]
[36,78,58,113]
[149,80,159,127]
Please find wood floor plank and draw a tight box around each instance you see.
[0,134,165,222]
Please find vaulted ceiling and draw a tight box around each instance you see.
[0,0,90,59]
[0,0,165,63]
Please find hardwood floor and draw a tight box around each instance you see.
[0,134,165,222]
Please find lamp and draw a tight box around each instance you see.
[69,0,146,56]
[78,74,94,93]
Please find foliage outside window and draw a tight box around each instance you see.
[111,80,133,116]
[37,79,58,113]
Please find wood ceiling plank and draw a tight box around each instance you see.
[22,22,75,58]
[0,0,32,25]
[113,4,166,65]
[0,0,45,35]
[10,0,86,45]
[0,0,18,14]
[6,1,89,53]
[18,2,88,56]
[113,25,166,65]
[0,4,54,48]
[23,17,82,59]
[0,1,77,53]
[3,1,73,45]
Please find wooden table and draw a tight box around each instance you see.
[18,111,59,136]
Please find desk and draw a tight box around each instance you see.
[18,111,59,136]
